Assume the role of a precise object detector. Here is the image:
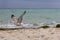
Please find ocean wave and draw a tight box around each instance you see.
[0,21,59,28]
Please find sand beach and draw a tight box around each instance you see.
[0,28,60,40]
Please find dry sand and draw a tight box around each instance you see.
[0,28,60,40]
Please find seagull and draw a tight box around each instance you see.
[11,10,26,26]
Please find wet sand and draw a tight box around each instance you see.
[0,28,60,40]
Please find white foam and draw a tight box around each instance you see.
[0,21,60,28]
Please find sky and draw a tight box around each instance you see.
[0,0,60,8]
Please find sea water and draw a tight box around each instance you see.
[0,8,60,28]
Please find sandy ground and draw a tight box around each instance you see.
[0,28,60,40]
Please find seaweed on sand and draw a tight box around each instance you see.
[56,24,60,28]
[40,25,50,28]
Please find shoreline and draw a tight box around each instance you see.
[0,22,60,28]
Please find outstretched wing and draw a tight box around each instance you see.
[17,11,26,23]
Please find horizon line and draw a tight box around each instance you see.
[0,8,60,9]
